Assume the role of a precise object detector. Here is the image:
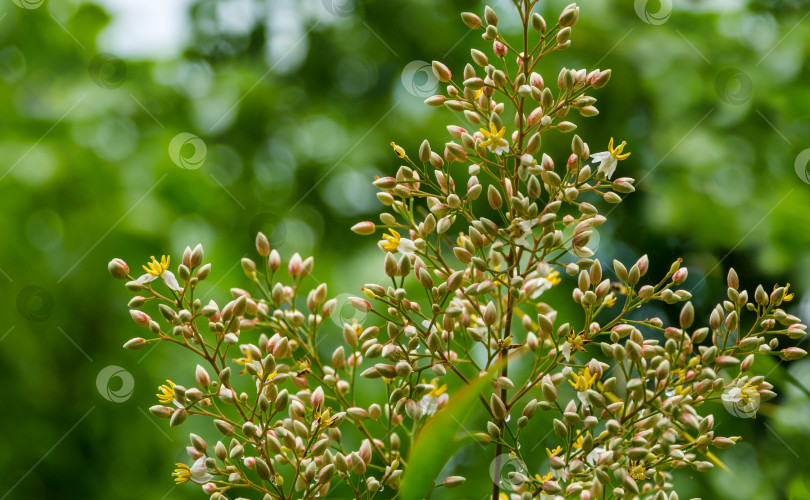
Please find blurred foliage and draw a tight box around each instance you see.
[1,0,810,498]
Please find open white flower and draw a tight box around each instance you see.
[478,122,510,155]
[173,457,213,484]
[590,137,631,179]
[138,255,181,291]
[379,229,417,255]
[721,387,743,403]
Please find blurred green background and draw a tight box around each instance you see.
[2,0,810,498]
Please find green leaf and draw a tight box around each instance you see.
[399,364,501,500]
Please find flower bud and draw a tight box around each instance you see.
[351,221,375,235]
[780,347,807,361]
[461,12,482,29]
[268,249,281,271]
[130,310,151,327]
[531,12,546,33]
[123,337,147,350]
[349,297,371,313]
[559,3,579,27]
[108,258,129,279]
[194,365,211,389]
[190,244,204,268]
[432,61,452,83]
[590,69,611,89]
[484,5,498,25]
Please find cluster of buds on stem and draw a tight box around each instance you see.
[111,2,806,499]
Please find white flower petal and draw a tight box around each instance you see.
[398,239,417,255]
[161,270,182,291]
[595,156,618,179]
[560,341,572,362]
[137,273,158,284]
[190,457,213,484]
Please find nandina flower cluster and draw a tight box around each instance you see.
[109,2,807,499]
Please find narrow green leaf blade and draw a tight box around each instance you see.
[399,368,497,500]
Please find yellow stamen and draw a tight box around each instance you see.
[143,255,170,277]
[608,137,631,161]
[479,123,507,150]
[568,368,598,392]
[427,378,447,398]
[172,463,192,484]
[156,380,175,404]
[380,229,402,253]
[536,471,553,483]
[546,270,561,287]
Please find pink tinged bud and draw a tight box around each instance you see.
[351,221,376,235]
[255,232,270,257]
[129,310,151,327]
[672,267,688,284]
[530,72,544,88]
[567,153,578,171]
[431,61,451,83]
[311,386,325,409]
[780,347,807,361]
[268,249,281,272]
[358,439,373,464]
[288,253,302,277]
[195,364,211,388]
[446,125,467,139]
[591,69,611,89]
[349,297,371,313]
[149,405,173,418]
[493,41,507,57]
[461,12,482,29]
[528,107,544,127]
[635,254,649,276]
[108,258,129,279]
[191,244,204,268]
[182,246,192,268]
[558,121,577,133]
[202,483,217,494]
[123,337,147,350]
[424,94,446,107]
[273,338,290,359]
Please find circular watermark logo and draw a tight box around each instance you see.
[714,68,753,105]
[247,212,288,248]
[489,453,529,492]
[11,0,44,9]
[321,0,354,17]
[88,53,127,89]
[97,365,135,403]
[794,149,810,184]
[721,386,760,419]
[634,0,672,25]
[329,293,369,328]
[169,133,207,170]
[16,285,54,322]
[401,60,440,98]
